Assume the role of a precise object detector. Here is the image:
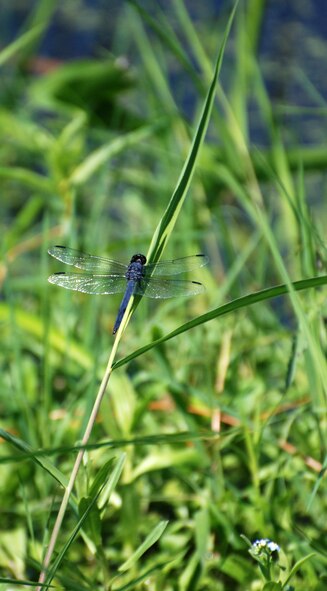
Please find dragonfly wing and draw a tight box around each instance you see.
[48,273,127,295]
[144,254,209,276]
[48,246,127,274]
[134,277,205,299]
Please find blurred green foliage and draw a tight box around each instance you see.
[0,1,327,590]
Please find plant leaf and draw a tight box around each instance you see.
[118,520,169,572]
[113,275,327,369]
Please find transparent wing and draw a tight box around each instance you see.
[134,277,205,299]
[48,246,127,274]
[48,273,127,295]
[144,254,209,277]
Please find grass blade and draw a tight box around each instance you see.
[114,275,327,369]
[0,428,68,489]
[146,1,239,265]
[117,1,238,337]
[118,520,169,572]
[0,24,44,66]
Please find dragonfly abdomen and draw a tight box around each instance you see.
[113,279,137,334]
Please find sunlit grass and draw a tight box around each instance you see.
[0,1,327,590]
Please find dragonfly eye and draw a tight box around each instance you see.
[130,254,146,265]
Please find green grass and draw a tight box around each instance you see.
[1,1,327,590]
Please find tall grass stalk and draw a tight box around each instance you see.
[36,5,238,587]
[36,336,120,588]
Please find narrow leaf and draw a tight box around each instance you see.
[118,521,169,572]
[0,24,44,66]
[114,275,327,370]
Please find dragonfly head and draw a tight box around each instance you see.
[130,254,146,265]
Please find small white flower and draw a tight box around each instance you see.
[267,541,280,553]
[250,538,280,562]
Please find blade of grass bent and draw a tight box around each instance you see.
[70,122,163,186]
[0,431,214,465]
[113,275,327,370]
[0,303,93,370]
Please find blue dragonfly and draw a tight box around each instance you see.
[48,245,208,334]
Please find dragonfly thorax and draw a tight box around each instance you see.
[126,253,146,281]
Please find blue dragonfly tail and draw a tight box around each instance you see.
[113,280,136,334]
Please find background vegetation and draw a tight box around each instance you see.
[0,1,327,589]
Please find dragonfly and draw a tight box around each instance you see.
[48,245,208,334]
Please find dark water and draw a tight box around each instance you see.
[1,0,326,145]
